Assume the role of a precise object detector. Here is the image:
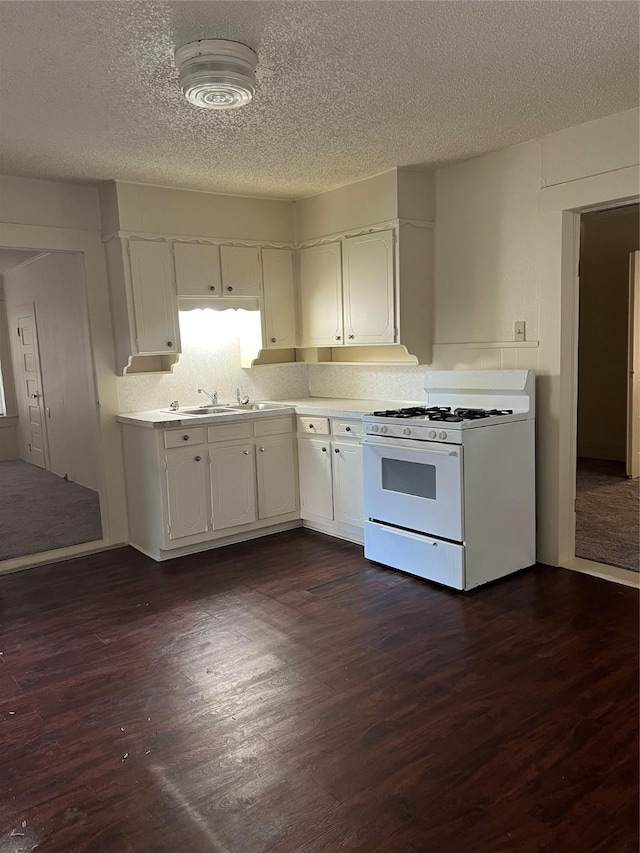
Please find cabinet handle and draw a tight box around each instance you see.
[334,448,340,453]
[167,341,173,347]
[270,337,276,343]
[309,424,315,430]
[345,426,351,432]
[195,455,201,462]
[209,285,216,291]
[182,435,190,441]
[348,334,355,340]
[335,335,341,341]
[227,286,233,292]
[259,447,265,452]
[243,450,250,455]
[321,447,327,453]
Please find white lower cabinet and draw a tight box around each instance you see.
[210,442,257,530]
[256,437,298,519]
[164,448,210,540]
[298,424,364,544]
[332,441,364,528]
[298,437,334,520]
[120,414,299,560]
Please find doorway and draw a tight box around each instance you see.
[575,204,639,573]
[0,249,103,561]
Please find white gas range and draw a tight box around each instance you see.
[362,370,536,591]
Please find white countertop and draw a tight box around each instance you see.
[117,397,422,428]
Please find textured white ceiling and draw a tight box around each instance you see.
[0,1,637,198]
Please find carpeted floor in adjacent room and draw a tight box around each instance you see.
[575,458,639,572]
[0,459,102,561]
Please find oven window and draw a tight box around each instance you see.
[381,458,437,499]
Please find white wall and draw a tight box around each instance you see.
[117,308,309,412]
[102,181,295,242]
[4,252,101,490]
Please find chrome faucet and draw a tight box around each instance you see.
[236,386,250,405]
[198,388,218,406]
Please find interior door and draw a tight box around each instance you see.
[627,250,640,478]
[13,303,49,469]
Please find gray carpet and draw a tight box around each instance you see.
[0,459,102,560]
[575,458,639,573]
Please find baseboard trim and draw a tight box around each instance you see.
[0,540,125,576]
[561,557,639,589]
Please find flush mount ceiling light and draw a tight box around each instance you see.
[175,39,258,110]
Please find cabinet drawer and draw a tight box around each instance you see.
[331,419,362,438]
[208,421,253,443]
[298,416,330,435]
[164,427,205,449]
[254,416,295,437]
[364,521,465,590]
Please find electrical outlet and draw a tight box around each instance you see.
[514,321,526,342]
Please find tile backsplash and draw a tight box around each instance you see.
[116,308,309,412]
[116,309,540,412]
[308,344,539,400]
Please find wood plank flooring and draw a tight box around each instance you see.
[0,529,638,852]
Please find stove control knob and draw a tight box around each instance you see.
[371,425,379,433]
[438,431,447,441]
[428,430,437,439]
[403,427,411,436]
[380,426,388,434]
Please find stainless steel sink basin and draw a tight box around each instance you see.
[179,406,244,415]
[234,403,285,411]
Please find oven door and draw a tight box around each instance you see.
[362,435,464,542]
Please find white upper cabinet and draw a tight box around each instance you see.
[256,436,298,519]
[261,248,297,349]
[342,230,395,345]
[164,448,210,541]
[299,242,343,347]
[220,246,262,297]
[174,243,222,297]
[128,240,180,355]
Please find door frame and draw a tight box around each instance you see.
[627,251,640,479]
[0,223,128,574]
[537,165,639,578]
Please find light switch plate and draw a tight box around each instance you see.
[514,321,526,342]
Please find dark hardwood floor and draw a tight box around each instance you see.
[0,530,638,853]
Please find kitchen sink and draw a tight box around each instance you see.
[234,402,287,411]
[179,406,244,415]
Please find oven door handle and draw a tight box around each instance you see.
[362,437,459,456]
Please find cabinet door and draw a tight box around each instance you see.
[261,248,297,349]
[298,437,333,521]
[174,243,222,297]
[256,437,298,519]
[332,441,364,528]
[128,241,180,354]
[299,242,343,347]
[164,449,209,540]
[343,230,395,344]
[210,442,257,530]
[220,246,262,297]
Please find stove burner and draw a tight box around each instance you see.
[371,406,450,419]
[371,406,514,421]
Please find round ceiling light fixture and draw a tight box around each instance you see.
[175,39,257,110]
